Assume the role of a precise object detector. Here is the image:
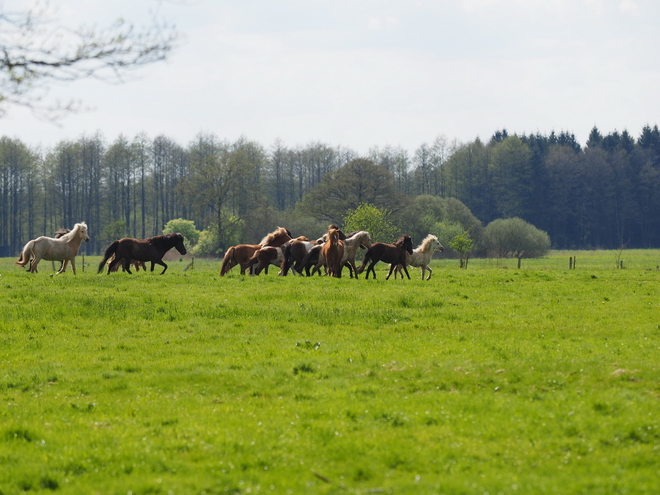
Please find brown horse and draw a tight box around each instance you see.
[311,230,372,278]
[356,234,414,280]
[98,233,187,274]
[219,227,292,276]
[321,228,345,278]
[106,254,147,273]
[246,245,286,275]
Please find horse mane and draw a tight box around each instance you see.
[259,227,291,246]
[60,222,87,240]
[147,233,179,248]
[418,234,438,252]
[394,235,410,248]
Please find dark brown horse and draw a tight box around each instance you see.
[280,237,319,276]
[356,235,414,280]
[219,227,292,276]
[98,233,187,274]
[299,244,323,276]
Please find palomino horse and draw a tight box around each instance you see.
[16,222,90,274]
[98,233,187,274]
[220,227,292,276]
[392,234,444,280]
[321,228,344,278]
[310,230,372,278]
[356,234,414,280]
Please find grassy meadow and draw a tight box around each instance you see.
[0,251,659,494]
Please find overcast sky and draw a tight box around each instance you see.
[2,0,659,154]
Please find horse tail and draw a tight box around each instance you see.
[220,246,235,276]
[98,241,119,273]
[356,248,372,274]
[16,240,35,267]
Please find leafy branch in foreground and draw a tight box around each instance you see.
[0,2,179,119]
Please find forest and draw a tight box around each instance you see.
[1,124,660,257]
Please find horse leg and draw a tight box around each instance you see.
[57,259,69,275]
[402,265,411,280]
[156,260,168,274]
[122,258,134,274]
[385,264,396,280]
[424,265,432,280]
[107,257,119,274]
[29,256,41,273]
[70,259,77,275]
[365,262,376,279]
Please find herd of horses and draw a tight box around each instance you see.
[14,223,445,280]
[218,225,444,280]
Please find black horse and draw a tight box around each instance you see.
[98,233,187,274]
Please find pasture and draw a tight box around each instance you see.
[0,251,659,494]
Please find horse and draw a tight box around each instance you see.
[98,233,187,275]
[321,228,345,277]
[356,234,414,280]
[299,244,323,276]
[310,230,372,278]
[106,254,148,273]
[392,234,444,280]
[246,245,286,275]
[220,227,292,276]
[280,237,320,276]
[16,222,90,274]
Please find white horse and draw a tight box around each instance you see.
[16,222,90,274]
[392,234,444,280]
[312,230,372,278]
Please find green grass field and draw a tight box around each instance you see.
[1,251,659,494]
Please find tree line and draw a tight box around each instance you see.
[1,124,659,257]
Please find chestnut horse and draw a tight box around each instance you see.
[220,227,292,276]
[356,234,414,280]
[310,230,372,278]
[321,228,344,278]
[98,233,187,274]
[16,222,90,274]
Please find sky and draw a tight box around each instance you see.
[2,0,659,155]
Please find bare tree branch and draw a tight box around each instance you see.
[0,2,180,120]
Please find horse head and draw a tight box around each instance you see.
[328,228,340,246]
[396,234,413,254]
[359,231,372,249]
[425,234,443,252]
[172,233,187,255]
[75,222,90,242]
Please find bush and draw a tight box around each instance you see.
[163,218,200,248]
[343,203,399,243]
[484,217,551,267]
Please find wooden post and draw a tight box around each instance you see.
[569,257,573,270]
